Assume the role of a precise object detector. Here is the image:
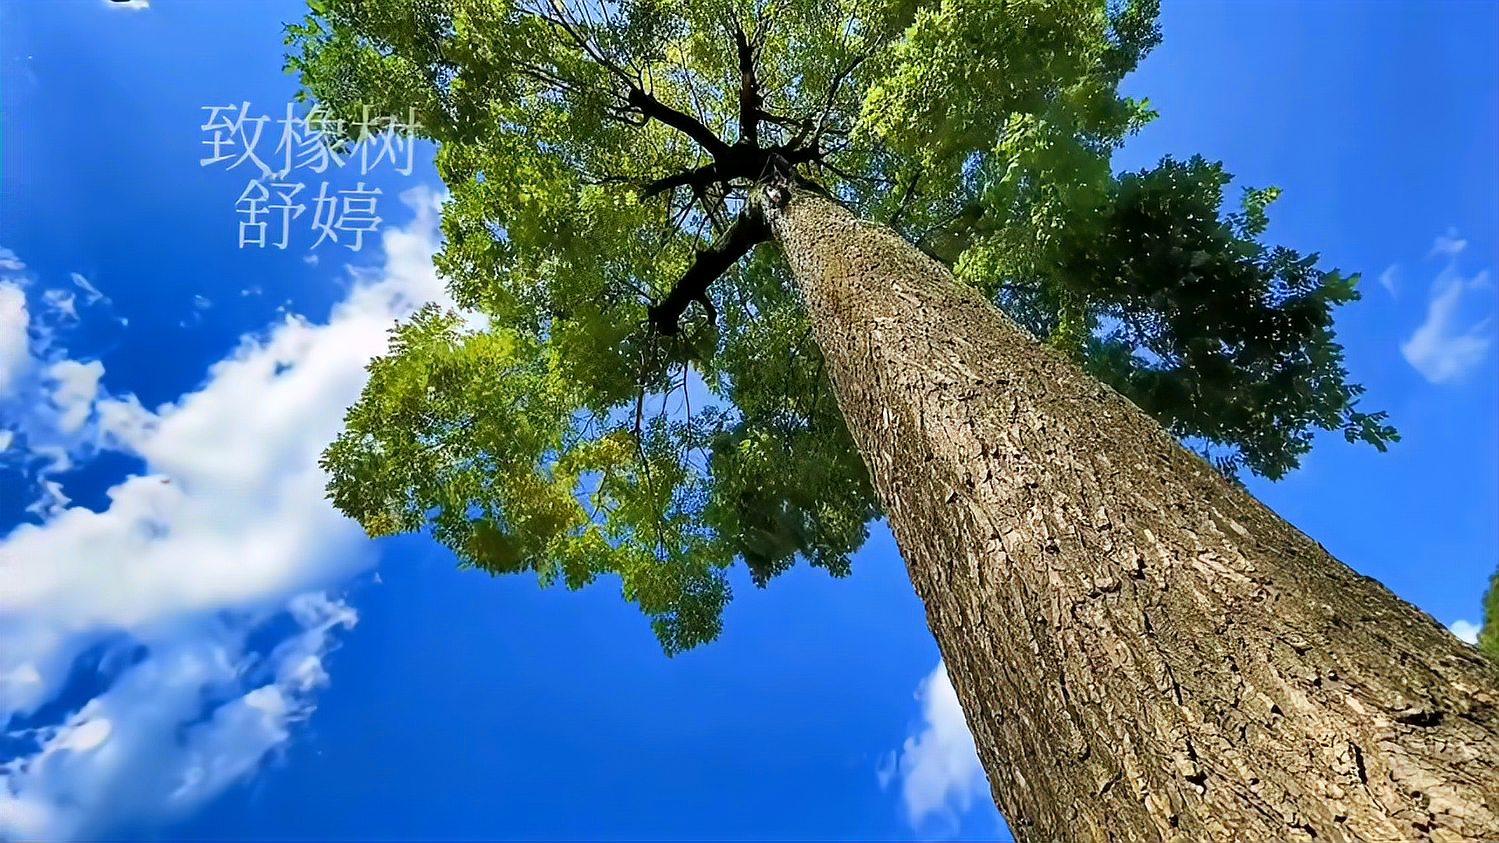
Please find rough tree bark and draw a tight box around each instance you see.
[756,186,1499,841]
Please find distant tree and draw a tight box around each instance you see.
[1482,567,1499,660]
[290,1,1498,838]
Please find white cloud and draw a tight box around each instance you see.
[69,273,109,308]
[102,0,151,9]
[1400,232,1493,385]
[0,247,25,272]
[45,360,105,435]
[879,661,988,835]
[23,479,72,521]
[0,277,111,506]
[0,188,448,840]
[1451,619,1481,645]
[41,289,77,323]
[1430,228,1468,259]
[0,282,31,395]
[0,594,357,840]
[1400,267,1493,384]
[1377,265,1398,297]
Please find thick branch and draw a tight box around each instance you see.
[638,142,822,202]
[640,163,721,199]
[647,211,769,335]
[627,86,731,159]
[733,26,762,147]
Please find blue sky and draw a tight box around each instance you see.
[0,1,1494,840]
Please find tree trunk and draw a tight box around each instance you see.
[758,187,1499,841]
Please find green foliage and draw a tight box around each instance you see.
[1481,568,1499,660]
[1059,157,1393,479]
[294,0,1393,651]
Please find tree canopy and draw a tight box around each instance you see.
[290,0,1396,652]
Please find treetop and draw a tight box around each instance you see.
[292,0,1394,652]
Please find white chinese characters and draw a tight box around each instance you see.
[200,102,419,251]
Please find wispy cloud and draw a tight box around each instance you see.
[878,661,989,836]
[102,0,151,10]
[1400,231,1493,384]
[41,289,77,323]
[1377,265,1399,297]
[69,273,109,309]
[0,247,25,273]
[0,188,447,840]
[1430,228,1468,259]
[0,278,103,514]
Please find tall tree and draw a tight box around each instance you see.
[290,0,1499,837]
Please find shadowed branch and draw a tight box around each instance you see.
[648,211,770,335]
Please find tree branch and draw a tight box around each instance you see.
[888,173,922,228]
[542,0,640,88]
[536,2,733,158]
[755,109,849,137]
[640,163,721,199]
[733,25,762,147]
[627,87,731,159]
[792,51,868,150]
[637,141,821,203]
[648,211,769,335]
